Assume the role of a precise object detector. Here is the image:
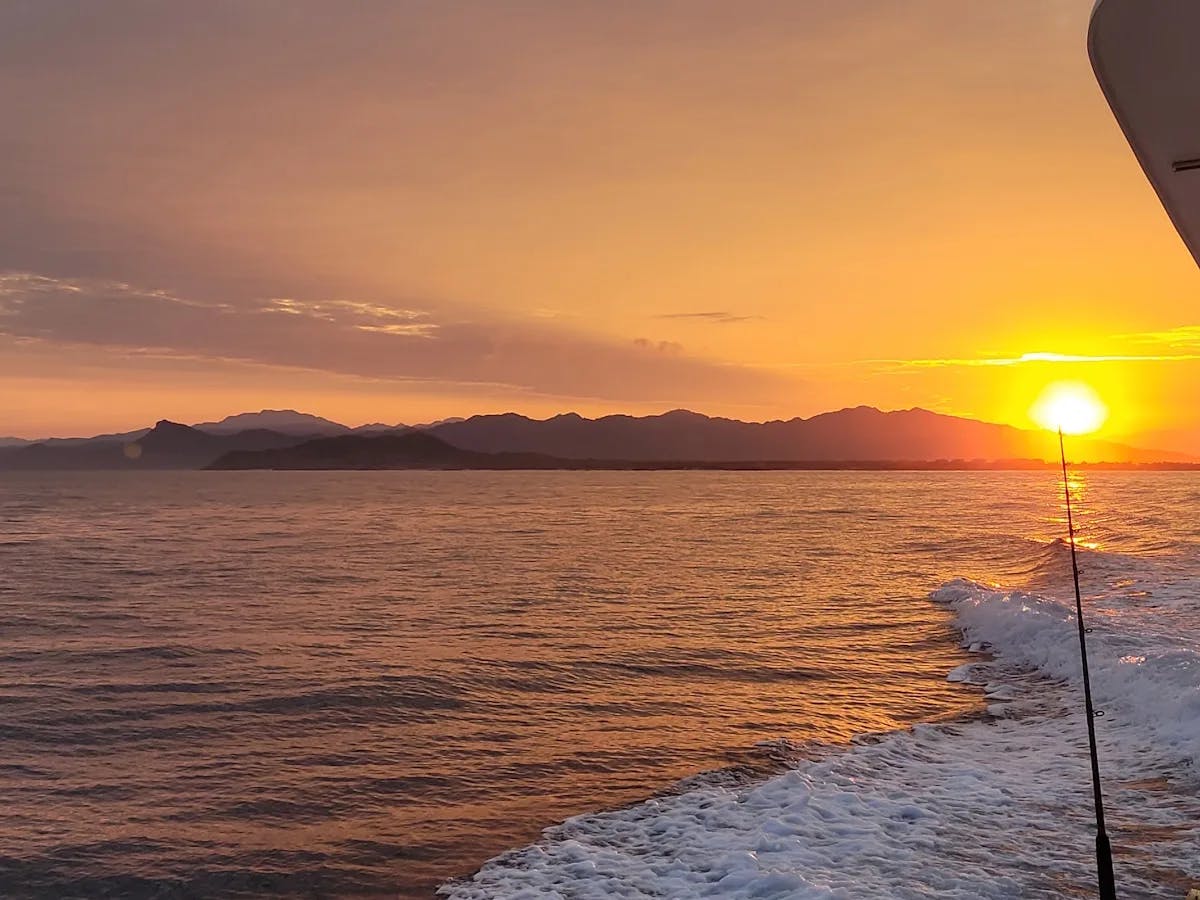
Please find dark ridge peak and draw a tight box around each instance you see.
[835,406,969,420]
[657,408,709,420]
[221,408,298,417]
[889,406,949,417]
[805,405,883,420]
[136,420,219,454]
[586,410,712,424]
[873,407,934,419]
[549,412,584,421]
[195,410,350,434]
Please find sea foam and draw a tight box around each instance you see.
[935,576,1200,771]
[441,564,1200,898]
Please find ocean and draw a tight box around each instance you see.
[1,471,1196,898]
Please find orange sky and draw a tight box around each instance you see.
[1,1,1198,449]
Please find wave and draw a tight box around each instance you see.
[439,567,1200,899]
[933,577,1200,772]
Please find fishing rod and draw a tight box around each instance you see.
[1058,427,1117,900]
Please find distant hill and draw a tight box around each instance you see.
[20,428,151,448]
[425,407,1192,464]
[194,409,418,436]
[3,406,1191,470]
[0,421,311,470]
[193,409,352,436]
[411,417,466,429]
[208,428,1200,472]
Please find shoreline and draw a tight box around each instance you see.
[209,460,1200,472]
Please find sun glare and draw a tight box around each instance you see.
[1030,381,1108,435]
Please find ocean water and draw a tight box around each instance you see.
[1,471,1197,898]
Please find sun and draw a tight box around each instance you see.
[1030,381,1108,435]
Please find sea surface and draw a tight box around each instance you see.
[0,471,1197,898]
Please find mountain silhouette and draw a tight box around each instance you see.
[425,407,1190,464]
[0,421,310,470]
[193,409,354,436]
[2,407,1192,470]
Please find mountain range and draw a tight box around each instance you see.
[0,407,1192,471]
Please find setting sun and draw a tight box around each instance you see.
[1030,381,1109,435]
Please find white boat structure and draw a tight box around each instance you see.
[1090,0,1200,269]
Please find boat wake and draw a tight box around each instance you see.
[441,545,1200,899]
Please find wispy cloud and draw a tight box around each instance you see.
[653,311,762,324]
[633,338,684,354]
[859,322,1200,370]
[1121,325,1200,348]
[0,271,792,404]
[263,297,435,336]
[874,350,1200,369]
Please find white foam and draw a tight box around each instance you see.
[934,577,1200,771]
[441,570,1200,899]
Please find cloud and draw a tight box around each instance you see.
[873,350,1200,369]
[653,311,762,324]
[858,324,1200,371]
[1121,325,1200,349]
[262,297,435,336]
[633,337,684,354]
[0,271,791,405]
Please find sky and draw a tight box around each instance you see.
[2,0,1199,447]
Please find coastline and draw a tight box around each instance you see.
[206,460,1200,472]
